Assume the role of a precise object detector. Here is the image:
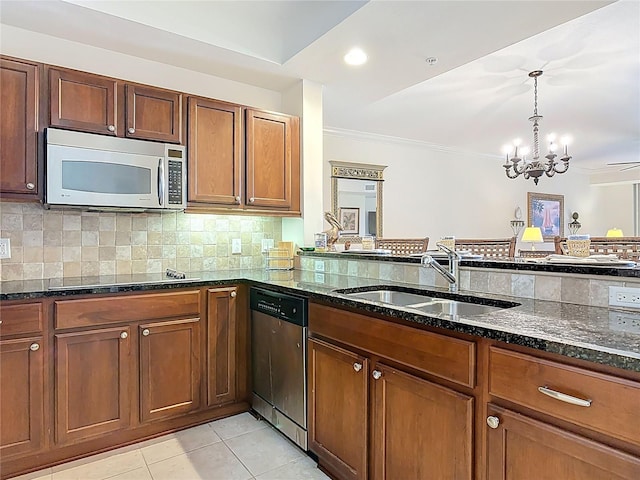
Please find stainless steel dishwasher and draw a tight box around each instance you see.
[250,287,308,450]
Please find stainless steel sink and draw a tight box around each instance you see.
[338,287,518,317]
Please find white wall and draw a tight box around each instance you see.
[0,25,281,112]
[324,129,625,250]
[589,184,634,236]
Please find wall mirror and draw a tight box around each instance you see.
[330,160,387,239]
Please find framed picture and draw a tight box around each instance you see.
[339,207,360,235]
[527,192,564,241]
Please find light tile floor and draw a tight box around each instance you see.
[12,413,330,480]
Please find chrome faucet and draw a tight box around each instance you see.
[421,242,461,293]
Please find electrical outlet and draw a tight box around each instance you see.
[261,238,274,253]
[231,238,242,255]
[609,311,640,334]
[609,286,640,309]
[314,272,325,283]
[314,260,325,272]
[0,238,11,259]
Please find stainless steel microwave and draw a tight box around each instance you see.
[45,128,186,211]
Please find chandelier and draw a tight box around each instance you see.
[502,70,571,185]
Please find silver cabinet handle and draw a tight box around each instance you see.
[30,343,40,351]
[486,416,500,429]
[128,127,135,134]
[372,369,382,380]
[107,125,116,132]
[230,291,237,298]
[26,182,35,190]
[538,386,592,407]
[249,197,255,203]
[353,362,363,372]
[142,329,150,336]
[120,331,128,339]
[235,196,241,204]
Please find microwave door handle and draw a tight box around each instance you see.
[157,159,164,206]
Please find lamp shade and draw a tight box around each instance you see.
[606,228,624,238]
[522,226,544,243]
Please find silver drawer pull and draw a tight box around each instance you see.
[486,416,500,429]
[26,182,35,190]
[538,386,592,407]
[230,291,237,298]
[128,127,135,134]
[353,362,363,372]
[30,343,40,352]
[372,370,382,380]
[107,125,116,132]
[142,329,150,336]
[120,331,128,339]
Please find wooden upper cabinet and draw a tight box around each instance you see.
[126,84,182,143]
[49,68,118,136]
[49,68,183,143]
[486,405,640,480]
[245,109,292,209]
[187,97,242,206]
[0,57,39,198]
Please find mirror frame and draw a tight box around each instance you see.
[330,160,387,238]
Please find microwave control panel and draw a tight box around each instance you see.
[167,160,184,205]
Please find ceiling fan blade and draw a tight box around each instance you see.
[620,164,640,172]
[607,161,640,166]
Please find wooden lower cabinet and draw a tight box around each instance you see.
[486,405,640,479]
[139,318,200,422]
[371,363,473,480]
[55,327,132,444]
[309,338,369,480]
[0,337,45,457]
[206,287,237,407]
[308,337,474,480]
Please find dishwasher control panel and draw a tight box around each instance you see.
[250,288,307,327]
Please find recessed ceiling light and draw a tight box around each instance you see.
[344,48,368,66]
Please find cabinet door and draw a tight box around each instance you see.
[188,97,242,206]
[486,405,640,480]
[245,109,292,209]
[371,363,473,480]
[49,68,118,135]
[0,58,39,197]
[126,84,182,143]
[139,318,201,422]
[206,288,237,407]
[308,338,368,480]
[0,337,44,457]
[55,327,131,444]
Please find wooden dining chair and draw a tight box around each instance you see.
[554,236,640,260]
[454,237,516,258]
[374,237,429,255]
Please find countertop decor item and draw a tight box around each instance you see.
[521,226,544,251]
[502,70,571,185]
[510,207,525,236]
[568,212,582,234]
[322,211,343,250]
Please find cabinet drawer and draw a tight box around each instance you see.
[55,290,200,329]
[0,303,43,337]
[489,347,640,445]
[309,303,475,388]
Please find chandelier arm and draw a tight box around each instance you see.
[553,160,571,174]
[504,167,521,179]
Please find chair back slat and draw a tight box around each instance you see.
[375,238,429,255]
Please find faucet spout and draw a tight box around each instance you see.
[421,242,461,293]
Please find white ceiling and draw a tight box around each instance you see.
[1,0,638,174]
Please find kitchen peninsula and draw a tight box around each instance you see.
[1,259,639,479]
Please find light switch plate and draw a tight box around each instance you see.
[609,286,640,309]
[231,238,242,254]
[314,260,325,272]
[0,238,10,259]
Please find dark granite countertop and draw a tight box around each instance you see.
[300,251,640,278]
[2,269,639,373]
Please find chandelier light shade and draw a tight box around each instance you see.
[502,70,571,185]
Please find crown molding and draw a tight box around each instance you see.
[323,126,498,159]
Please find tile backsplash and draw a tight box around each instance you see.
[0,202,282,281]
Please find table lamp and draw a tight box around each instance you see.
[606,228,624,238]
[521,226,544,250]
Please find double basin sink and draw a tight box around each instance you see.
[334,286,519,317]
